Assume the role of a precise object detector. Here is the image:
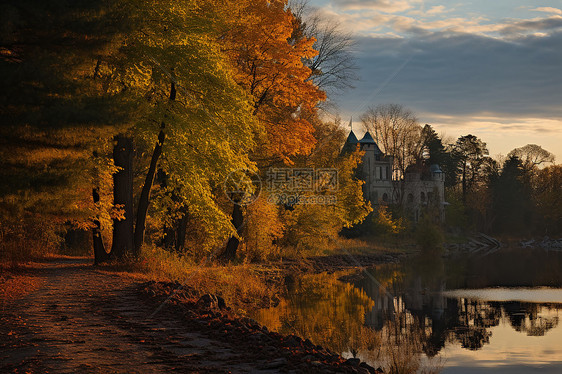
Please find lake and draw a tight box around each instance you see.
[252,248,562,373]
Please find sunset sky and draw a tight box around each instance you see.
[310,0,562,161]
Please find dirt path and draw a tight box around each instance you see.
[0,259,291,373]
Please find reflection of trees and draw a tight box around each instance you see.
[503,302,560,337]
[253,261,562,372]
[253,271,379,354]
[451,299,500,350]
[405,297,562,354]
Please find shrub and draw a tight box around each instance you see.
[415,216,444,254]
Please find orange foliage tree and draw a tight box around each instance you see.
[219,0,326,163]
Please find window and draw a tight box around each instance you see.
[382,193,389,202]
[420,192,425,203]
[407,193,414,203]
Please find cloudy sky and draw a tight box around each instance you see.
[309,0,562,161]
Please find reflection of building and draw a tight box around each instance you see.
[342,129,446,221]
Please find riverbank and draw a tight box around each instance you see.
[1,258,384,373]
[141,280,383,373]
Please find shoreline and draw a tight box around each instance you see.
[140,280,384,373]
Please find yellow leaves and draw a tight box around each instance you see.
[242,195,285,262]
[374,205,404,235]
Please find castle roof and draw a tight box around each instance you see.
[430,164,443,173]
[340,130,359,155]
[345,130,358,144]
[359,131,382,154]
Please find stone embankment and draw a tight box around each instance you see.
[142,281,385,374]
[446,233,501,255]
[520,237,562,250]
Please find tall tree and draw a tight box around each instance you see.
[220,0,326,164]
[215,0,327,260]
[111,134,134,258]
[419,124,458,187]
[119,0,260,257]
[490,156,532,234]
[0,0,134,260]
[533,165,562,235]
[453,135,490,204]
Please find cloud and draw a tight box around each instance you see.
[318,2,562,39]
[316,1,562,158]
[331,0,419,13]
[342,29,562,124]
[499,16,562,37]
[427,5,447,15]
[532,7,562,15]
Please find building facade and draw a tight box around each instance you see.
[343,129,446,221]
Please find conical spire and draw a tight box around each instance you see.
[340,118,359,155]
[359,131,382,154]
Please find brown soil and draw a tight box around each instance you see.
[0,258,380,373]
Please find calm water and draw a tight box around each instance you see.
[252,248,562,373]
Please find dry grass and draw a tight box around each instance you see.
[317,236,417,257]
[98,246,283,313]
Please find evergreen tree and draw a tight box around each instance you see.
[420,124,458,188]
[491,156,532,234]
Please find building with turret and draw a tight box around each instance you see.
[343,128,446,222]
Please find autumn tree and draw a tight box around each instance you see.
[214,0,327,260]
[117,0,259,258]
[0,0,135,261]
[220,0,326,164]
[242,196,285,262]
[281,132,371,252]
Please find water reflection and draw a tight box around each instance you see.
[255,271,379,355]
[252,248,562,372]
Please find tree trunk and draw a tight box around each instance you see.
[134,124,165,255]
[462,162,467,204]
[221,203,244,262]
[92,187,110,265]
[134,80,175,254]
[174,206,189,252]
[111,134,134,259]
